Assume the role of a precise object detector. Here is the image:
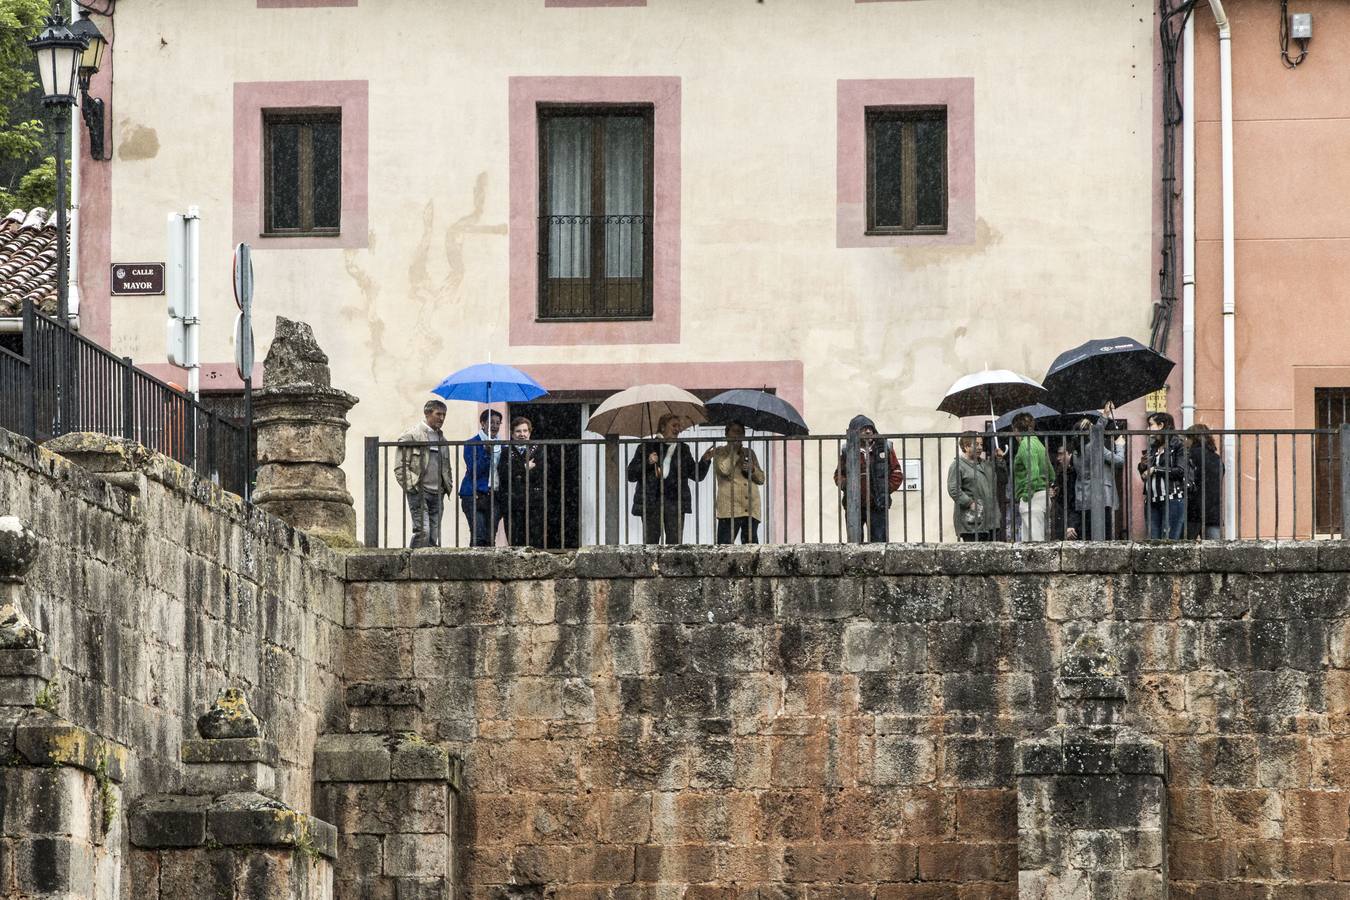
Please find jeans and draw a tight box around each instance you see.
[715,516,760,545]
[461,492,504,547]
[406,490,443,548]
[1147,498,1186,540]
[1015,490,1048,542]
[861,502,889,543]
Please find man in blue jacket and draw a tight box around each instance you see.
[460,409,504,546]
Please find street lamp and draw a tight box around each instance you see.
[68,10,108,161]
[27,15,87,327]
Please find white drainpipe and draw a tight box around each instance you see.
[68,0,81,324]
[1206,0,1237,538]
[1181,12,1196,430]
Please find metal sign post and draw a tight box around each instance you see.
[234,242,255,502]
[165,209,200,399]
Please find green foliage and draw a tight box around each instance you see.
[95,745,118,833]
[34,675,61,714]
[0,0,62,210]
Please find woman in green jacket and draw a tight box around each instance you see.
[1010,413,1052,541]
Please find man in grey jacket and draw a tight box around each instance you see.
[395,400,453,547]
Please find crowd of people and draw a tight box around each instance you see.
[944,408,1225,543]
[392,399,1226,549]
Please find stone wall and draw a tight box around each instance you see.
[346,543,1350,900]
[0,427,346,810]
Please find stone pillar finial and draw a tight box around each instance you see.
[0,516,44,652]
[197,686,262,739]
[251,317,359,546]
[183,689,280,797]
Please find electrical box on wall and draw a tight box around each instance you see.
[1291,13,1312,40]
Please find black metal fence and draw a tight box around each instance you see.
[364,424,1350,549]
[0,300,249,495]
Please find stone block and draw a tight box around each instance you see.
[395,877,450,900]
[1059,542,1133,573]
[130,795,210,848]
[314,782,449,836]
[0,648,55,679]
[346,681,425,709]
[347,551,411,581]
[1,766,92,840]
[880,544,940,575]
[0,674,50,707]
[206,794,337,859]
[183,760,278,796]
[384,832,449,878]
[14,836,94,896]
[1131,542,1201,572]
[182,737,280,766]
[14,710,104,774]
[314,733,392,782]
[390,739,453,782]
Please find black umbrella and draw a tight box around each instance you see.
[1042,337,1175,412]
[705,389,809,436]
[994,403,1061,432]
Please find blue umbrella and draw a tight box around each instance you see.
[431,363,547,406]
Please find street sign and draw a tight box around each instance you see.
[167,318,187,367]
[233,242,253,312]
[110,263,164,296]
[234,312,254,381]
[166,213,187,318]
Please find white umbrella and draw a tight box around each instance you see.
[938,370,1048,419]
[586,384,707,437]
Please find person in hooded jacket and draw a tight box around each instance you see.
[833,414,902,542]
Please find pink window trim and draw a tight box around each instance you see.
[836,77,976,248]
[508,76,681,347]
[509,359,804,540]
[257,0,357,7]
[233,80,369,250]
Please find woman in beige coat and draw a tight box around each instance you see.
[698,422,766,544]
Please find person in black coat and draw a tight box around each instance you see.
[627,413,699,544]
[499,416,547,548]
[1185,423,1223,539]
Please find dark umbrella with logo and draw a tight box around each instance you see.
[1042,337,1175,413]
[705,389,809,436]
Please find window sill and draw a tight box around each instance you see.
[864,227,948,237]
[259,230,342,239]
[535,315,655,324]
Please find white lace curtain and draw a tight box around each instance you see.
[546,116,645,278]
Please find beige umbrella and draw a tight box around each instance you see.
[586,384,707,436]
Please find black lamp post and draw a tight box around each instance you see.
[68,10,108,161]
[28,15,86,327]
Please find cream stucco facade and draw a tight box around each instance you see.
[77,0,1160,543]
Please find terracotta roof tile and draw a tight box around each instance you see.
[0,207,61,318]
